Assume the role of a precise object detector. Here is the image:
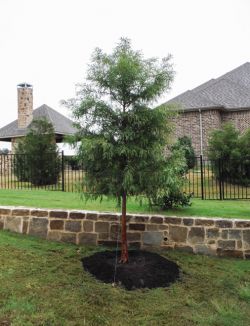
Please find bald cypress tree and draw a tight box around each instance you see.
[66,38,176,262]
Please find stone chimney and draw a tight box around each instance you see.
[17,83,33,129]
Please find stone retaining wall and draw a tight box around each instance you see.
[0,206,250,259]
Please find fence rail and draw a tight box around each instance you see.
[0,152,84,192]
[184,156,250,200]
[0,153,250,200]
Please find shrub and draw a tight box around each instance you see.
[208,123,250,185]
[65,156,81,170]
[171,136,196,170]
[148,149,192,209]
[156,191,192,209]
[14,118,61,186]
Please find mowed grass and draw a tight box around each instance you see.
[0,230,250,326]
[0,189,249,219]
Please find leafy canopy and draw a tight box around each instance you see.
[172,136,196,170]
[14,118,60,186]
[66,38,177,201]
[208,122,241,161]
[208,122,250,185]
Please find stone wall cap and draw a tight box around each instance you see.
[0,205,29,209]
[97,212,121,216]
[0,206,249,224]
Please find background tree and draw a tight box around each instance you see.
[14,118,60,186]
[208,123,240,162]
[238,129,250,184]
[208,123,250,185]
[171,136,196,170]
[65,38,184,263]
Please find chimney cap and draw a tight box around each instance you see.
[17,83,32,88]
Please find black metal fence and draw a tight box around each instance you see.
[0,153,250,200]
[184,156,250,200]
[0,152,84,192]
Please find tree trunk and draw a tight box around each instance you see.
[120,191,129,263]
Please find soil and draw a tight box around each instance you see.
[82,250,180,290]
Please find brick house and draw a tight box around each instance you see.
[166,62,250,156]
[0,83,76,151]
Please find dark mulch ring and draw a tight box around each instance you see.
[82,250,181,290]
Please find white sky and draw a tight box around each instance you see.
[1,0,250,151]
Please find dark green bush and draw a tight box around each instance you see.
[65,156,81,170]
[172,136,196,170]
[14,118,61,186]
[148,149,192,209]
[208,123,250,186]
[155,191,192,209]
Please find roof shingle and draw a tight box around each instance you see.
[0,104,76,141]
[167,62,250,111]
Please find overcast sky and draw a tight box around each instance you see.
[1,0,250,149]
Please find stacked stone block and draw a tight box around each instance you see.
[0,206,250,259]
[17,84,33,129]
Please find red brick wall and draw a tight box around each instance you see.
[172,109,250,156]
[202,110,222,155]
[172,109,221,156]
[222,110,250,134]
[171,111,201,155]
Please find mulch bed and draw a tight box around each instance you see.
[82,250,180,290]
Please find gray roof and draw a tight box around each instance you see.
[166,62,250,111]
[0,104,77,142]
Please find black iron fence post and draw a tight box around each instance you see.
[218,158,223,200]
[61,151,65,192]
[200,155,204,200]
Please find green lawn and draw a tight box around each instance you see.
[0,189,249,219]
[0,230,249,326]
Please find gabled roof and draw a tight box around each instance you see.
[0,104,77,142]
[166,62,250,111]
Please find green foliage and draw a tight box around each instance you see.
[65,156,81,170]
[208,123,240,162]
[148,149,192,208]
[172,136,196,170]
[208,123,250,185]
[14,118,60,186]
[156,191,192,209]
[65,38,188,206]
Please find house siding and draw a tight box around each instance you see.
[172,109,250,156]
[221,110,250,134]
[172,111,201,155]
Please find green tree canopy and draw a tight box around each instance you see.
[171,136,196,170]
[65,38,182,262]
[208,122,250,185]
[14,118,60,186]
[208,122,241,162]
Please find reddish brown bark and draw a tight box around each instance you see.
[120,191,129,263]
